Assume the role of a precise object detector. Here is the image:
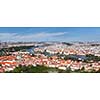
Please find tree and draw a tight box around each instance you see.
[65,67,72,73]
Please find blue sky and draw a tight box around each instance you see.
[0,27,100,42]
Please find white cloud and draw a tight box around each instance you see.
[0,32,67,42]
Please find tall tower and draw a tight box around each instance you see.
[0,40,2,49]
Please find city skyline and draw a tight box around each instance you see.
[0,27,100,42]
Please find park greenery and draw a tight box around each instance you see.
[5,64,100,73]
[6,65,65,73]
